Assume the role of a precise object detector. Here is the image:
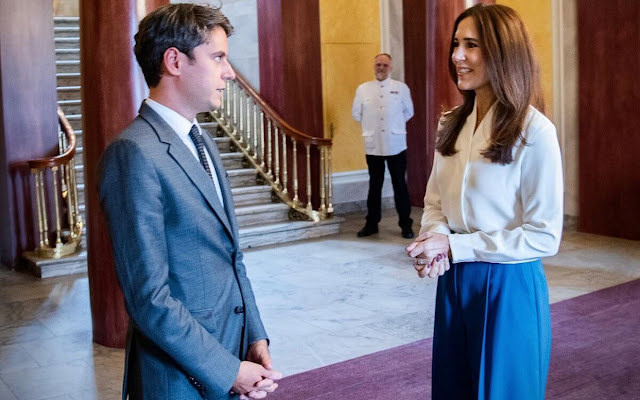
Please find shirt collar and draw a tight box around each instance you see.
[145,98,199,139]
[377,77,391,87]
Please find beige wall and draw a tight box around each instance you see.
[319,0,381,173]
[53,0,79,16]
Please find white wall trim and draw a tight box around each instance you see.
[551,0,579,217]
[552,0,565,159]
[379,0,391,53]
[332,169,394,205]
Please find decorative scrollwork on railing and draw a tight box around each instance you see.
[26,107,83,258]
[210,71,333,222]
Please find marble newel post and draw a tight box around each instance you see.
[81,0,168,348]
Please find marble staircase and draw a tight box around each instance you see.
[35,17,342,277]
[198,119,343,249]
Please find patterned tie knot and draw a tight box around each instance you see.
[188,125,214,181]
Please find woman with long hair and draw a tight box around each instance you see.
[406,4,562,399]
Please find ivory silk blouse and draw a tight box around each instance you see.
[420,101,564,264]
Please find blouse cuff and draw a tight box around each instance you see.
[447,233,474,264]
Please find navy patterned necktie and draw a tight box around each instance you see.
[188,125,214,182]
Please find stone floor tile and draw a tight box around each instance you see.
[0,344,39,373]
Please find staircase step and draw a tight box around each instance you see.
[220,152,245,169]
[66,114,82,131]
[74,164,84,185]
[232,185,273,207]
[227,168,257,188]
[214,137,231,153]
[57,85,81,101]
[53,17,80,28]
[58,99,82,115]
[54,27,80,38]
[238,217,344,250]
[56,60,80,74]
[75,133,83,150]
[55,48,80,61]
[200,121,218,130]
[200,123,220,140]
[227,168,258,188]
[235,203,290,227]
[54,37,80,49]
[57,72,81,87]
[24,249,87,278]
[77,183,85,205]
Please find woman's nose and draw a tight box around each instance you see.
[452,47,465,62]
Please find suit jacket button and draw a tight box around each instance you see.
[234,306,244,314]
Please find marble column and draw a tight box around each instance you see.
[81,0,168,348]
[0,0,58,269]
[577,0,640,240]
[257,0,324,207]
[402,0,491,206]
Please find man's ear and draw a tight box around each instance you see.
[162,47,181,76]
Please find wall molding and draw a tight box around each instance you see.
[332,169,395,214]
[551,0,579,217]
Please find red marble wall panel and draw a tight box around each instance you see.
[403,0,467,206]
[0,0,58,269]
[257,0,286,116]
[577,0,640,239]
[81,0,169,348]
[257,0,324,206]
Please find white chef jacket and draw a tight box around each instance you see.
[420,100,563,264]
[351,78,414,156]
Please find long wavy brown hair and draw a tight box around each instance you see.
[436,4,545,165]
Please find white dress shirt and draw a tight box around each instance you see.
[420,101,563,263]
[352,78,414,156]
[145,98,224,206]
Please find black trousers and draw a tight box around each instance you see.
[365,150,413,229]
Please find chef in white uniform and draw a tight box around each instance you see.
[352,53,415,238]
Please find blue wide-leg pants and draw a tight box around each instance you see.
[432,260,551,400]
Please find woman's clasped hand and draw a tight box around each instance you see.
[406,232,451,278]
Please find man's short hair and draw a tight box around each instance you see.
[134,4,234,87]
[375,53,392,61]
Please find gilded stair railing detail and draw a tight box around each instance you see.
[27,106,83,258]
[210,72,333,222]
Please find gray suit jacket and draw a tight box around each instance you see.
[98,103,268,400]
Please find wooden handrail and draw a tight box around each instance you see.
[27,106,76,169]
[234,71,332,147]
[24,105,83,259]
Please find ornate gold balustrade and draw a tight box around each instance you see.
[210,72,333,222]
[26,106,83,258]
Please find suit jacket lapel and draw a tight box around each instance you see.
[202,133,241,245]
[138,103,234,240]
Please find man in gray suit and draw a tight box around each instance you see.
[98,4,281,399]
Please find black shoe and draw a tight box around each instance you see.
[401,227,414,239]
[357,225,379,237]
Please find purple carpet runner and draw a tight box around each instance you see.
[270,279,640,399]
